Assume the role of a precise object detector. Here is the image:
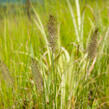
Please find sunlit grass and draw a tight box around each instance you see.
[0,0,109,109]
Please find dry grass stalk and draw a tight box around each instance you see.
[48,15,57,52]
[88,56,97,76]
[0,60,13,85]
[87,28,99,59]
[31,58,43,92]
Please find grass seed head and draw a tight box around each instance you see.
[48,14,57,53]
[87,28,99,59]
[31,58,43,92]
[0,60,13,85]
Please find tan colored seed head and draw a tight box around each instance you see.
[48,15,57,53]
[87,28,99,59]
[31,58,43,92]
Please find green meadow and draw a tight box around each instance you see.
[0,0,109,109]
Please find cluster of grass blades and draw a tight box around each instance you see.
[0,0,109,109]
